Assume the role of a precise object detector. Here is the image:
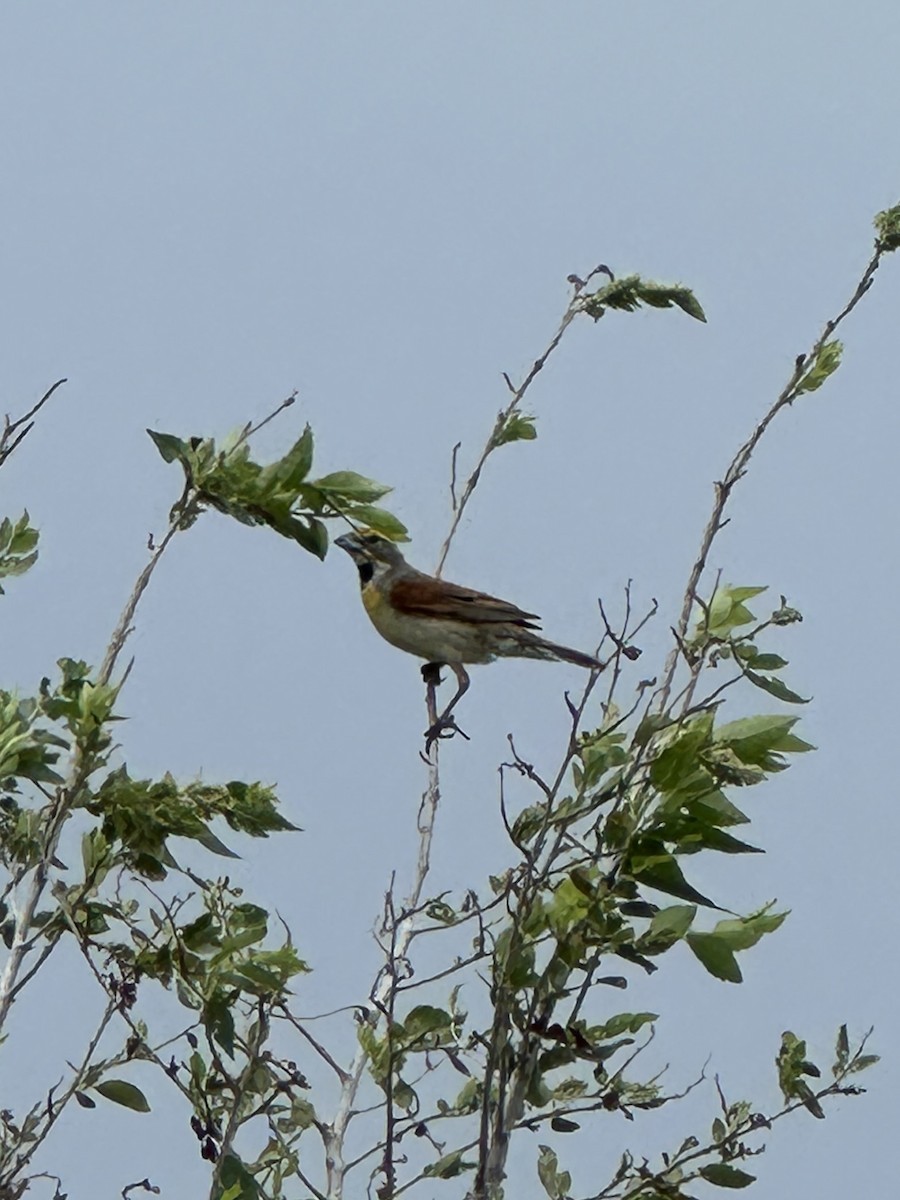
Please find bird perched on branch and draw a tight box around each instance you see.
[335,530,602,746]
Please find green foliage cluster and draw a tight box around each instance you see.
[0,512,39,593]
[148,423,408,558]
[578,274,707,323]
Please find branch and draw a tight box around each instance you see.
[0,378,67,470]
[7,998,118,1177]
[435,281,586,576]
[655,243,885,712]
[276,1004,351,1083]
[324,753,442,1198]
[0,482,196,1035]
[98,479,195,685]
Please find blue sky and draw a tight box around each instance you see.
[1,4,898,1197]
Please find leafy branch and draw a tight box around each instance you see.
[436,265,705,576]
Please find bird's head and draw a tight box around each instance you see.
[335,530,408,581]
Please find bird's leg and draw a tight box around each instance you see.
[424,663,471,753]
[421,662,444,731]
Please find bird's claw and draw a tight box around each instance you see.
[423,714,470,756]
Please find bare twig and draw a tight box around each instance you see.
[98,480,194,685]
[0,379,67,469]
[435,284,585,576]
[275,1004,351,1083]
[122,1181,161,1199]
[232,390,298,451]
[449,441,462,511]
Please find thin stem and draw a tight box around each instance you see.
[10,999,117,1174]
[0,378,67,469]
[435,294,582,576]
[655,246,883,713]
[276,1004,351,1083]
[98,481,194,685]
[324,754,441,1198]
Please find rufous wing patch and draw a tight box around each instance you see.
[389,575,542,629]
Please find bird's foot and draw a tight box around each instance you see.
[422,713,470,757]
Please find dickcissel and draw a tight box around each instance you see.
[335,531,601,744]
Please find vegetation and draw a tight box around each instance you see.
[1,203,897,1199]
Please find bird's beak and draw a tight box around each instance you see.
[334,533,357,555]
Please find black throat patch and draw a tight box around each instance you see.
[357,561,375,585]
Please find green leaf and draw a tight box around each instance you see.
[400,1005,454,1047]
[8,513,38,555]
[702,584,766,639]
[796,340,843,394]
[649,712,715,794]
[743,652,788,671]
[593,1012,658,1038]
[343,504,409,541]
[633,712,673,748]
[205,991,236,1056]
[0,512,41,591]
[95,1079,151,1112]
[699,1164,756,1188]
[309,471,392,502]
[847,1053,880,1074]
[834,1023,850,1072]
[423,1150,477,1179]
[708,907,788,951]
[194,826,240,859]
[537,1145,572,1200]
[271,425,314,488]
[776,1030,825,1115]
[639,280,707,322]
[181,912,222,951]
[146,429,187,464]
[216,1153,260,1199]
[286,515,329,559]
[580,275,706,323]
[494,412,538,447]
[687,932,742,983]
[687,908,786,982]
[713,714,814,771]
[688,787,750,828]
[875,204,900,252]
[640,904,696,952]
[744,670,810,705]
[627,842,716,908]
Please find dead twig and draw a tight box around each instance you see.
[0,378,67,469]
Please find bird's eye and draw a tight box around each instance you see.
[362,534,382,545]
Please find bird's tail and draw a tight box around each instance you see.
[517,632,603,671]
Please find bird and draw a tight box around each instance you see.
[335,530,602,745]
